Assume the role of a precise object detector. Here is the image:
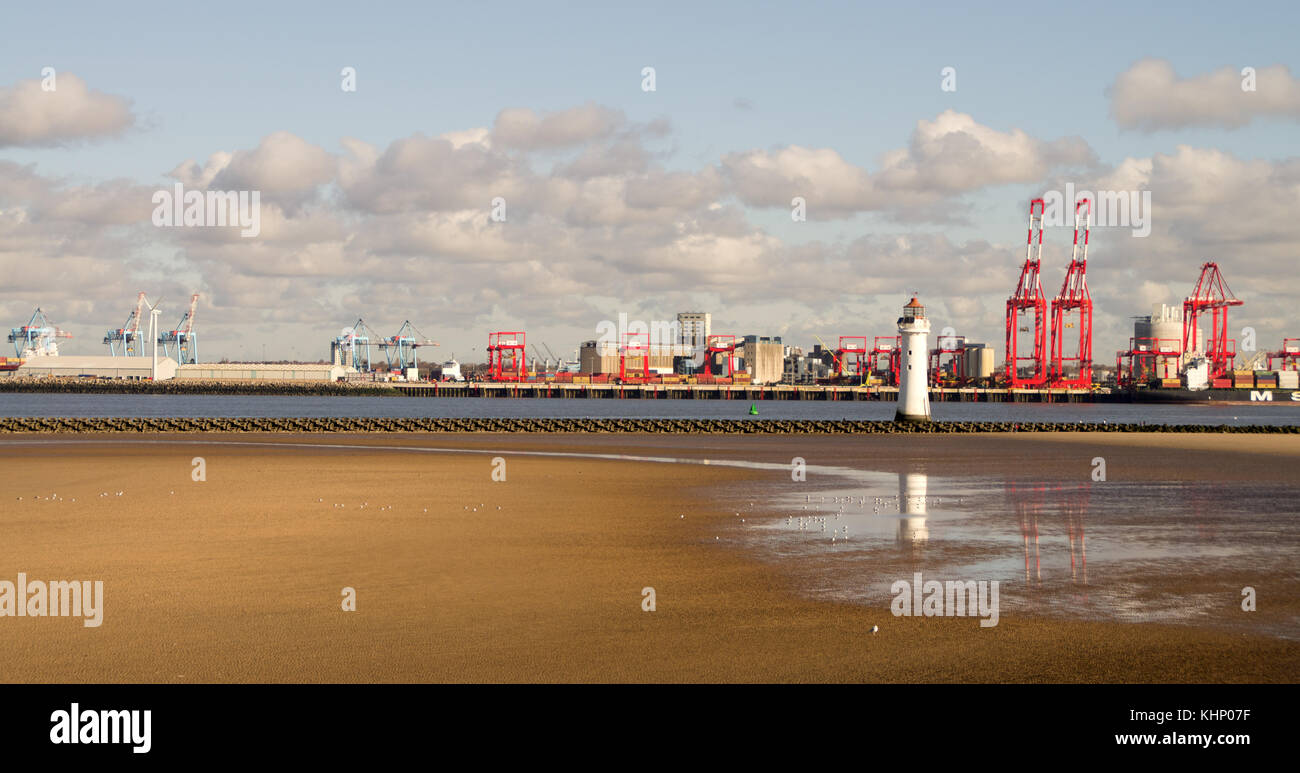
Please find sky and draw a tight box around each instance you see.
[2,0,1298,363]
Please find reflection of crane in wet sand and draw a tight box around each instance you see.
[1006,482,1092,589]
[1063,484,1090,590]
[1008,482,1044,585]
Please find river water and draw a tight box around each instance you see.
[1,393,1299,424]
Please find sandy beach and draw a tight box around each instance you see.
[1,432,1296,683]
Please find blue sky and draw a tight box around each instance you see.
[2,1,1298,360]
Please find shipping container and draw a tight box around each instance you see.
[1212,378,1232,389]
[1279,371,1299,389]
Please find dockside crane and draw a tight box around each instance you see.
[379,321,438,372]
[9,308,72,357]
[105,292,149,356]
[1049,199,1094,388]
[1005,199,1049,387]
[333,318,379,371]
[158,293,200,364]
[1182,262,1243,380]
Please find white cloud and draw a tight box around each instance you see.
[0,73,135,148]
[1110,59,1300,131]
[723,111,1094,219]
[491,103,624,150]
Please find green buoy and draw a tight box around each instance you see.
[748,402,759,415]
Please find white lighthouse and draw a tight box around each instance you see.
[895,297,931,422]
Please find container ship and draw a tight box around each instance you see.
[0,357,23,373]
[1120,369,1299,403]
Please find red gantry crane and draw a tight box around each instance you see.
[1266,339,1299,372]
[705,334,739,378]
[619,331,650,382]
[1049,199,1094,388]
[1182,262,1243,380]
[487,331,527,382]
[835,336,869,382]
[869,335,901,386]
[1005,199,1049,387]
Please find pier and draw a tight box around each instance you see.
[392,382,1105,402]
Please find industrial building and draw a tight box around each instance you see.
[736,335,785,385]
[175,363,356,381]
[677,312,711,350]
[10,355,178,380]
[578,341,677,375]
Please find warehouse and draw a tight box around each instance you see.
[174,363,356,381]
[10,356,178,380]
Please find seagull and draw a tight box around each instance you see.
[870,625,879,634]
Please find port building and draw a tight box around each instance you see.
[174,363,357,381]
[9,355,179,380]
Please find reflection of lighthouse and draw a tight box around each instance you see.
[897,471,929,542]
[895,297,931,422]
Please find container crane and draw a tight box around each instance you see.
[1049,199,1094,388]
[1182,262,1243,380]
[104,292,149,356]
[530,344,550,373]
[158,293,200,364]
[869,336,901,386]
[487,331,527,382]
[1005,199,1049,387]
[332,318,379,371]
[9,308,72,357]
[835,336,869,382]
[619,331,650,382]
[1266,339,1299,372]
[705,334,740,378]
[379,321,438,373]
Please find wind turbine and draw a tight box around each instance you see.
[148,297,163,381]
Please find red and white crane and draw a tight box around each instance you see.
[1181,262,1243,380]
[1049,199,1094,388]
[1005,199,1049,387]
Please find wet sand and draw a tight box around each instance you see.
[0,433,1296,683]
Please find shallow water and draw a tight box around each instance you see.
[1,393,1299,425]
[745,471,1300,639]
